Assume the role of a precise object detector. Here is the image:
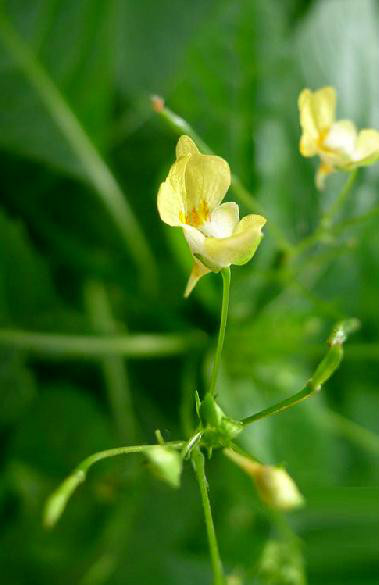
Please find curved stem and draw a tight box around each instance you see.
[242,320,359,427]
[192,448,225,585]
[209,268,231,397]
[78,441,184,474]
[241,385,315,427]
[44,441,185,528]
[331,204,379,236]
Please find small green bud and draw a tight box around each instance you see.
[199,393,225,428]
[145,446,182,488]
[44,469,86,528]
[199,394,243,449]
[329,318,360,346]
[310,344,343,390]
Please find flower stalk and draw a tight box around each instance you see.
[209,267,231,397]
[192,448,225,585]
[44,442,184,529]
[241,319,360,427]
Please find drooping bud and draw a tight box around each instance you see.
[145,446,182,488]
[254,466,304,510]
[44,469,86,528]
[225,449,304,510]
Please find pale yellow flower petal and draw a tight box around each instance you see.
[184,153,231,217]
[312,86,336,129]
[299,132,318,157]
[323,120,357,163]
[299,87,336,156]
[182,224,206,257]
[202,202,239,238]
[204,214,266,268]
[353,129,379,165]
[157,155,189,226]
[176,135,199,158]
[184,258,210,297]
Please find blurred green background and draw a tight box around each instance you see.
[0,1,378,584]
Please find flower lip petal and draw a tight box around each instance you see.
[201,202,239,238]
[182,224,206,257]
[353,129,379,165]
[204,213,266,268]
[323,120,357,160]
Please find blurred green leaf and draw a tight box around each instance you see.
[0,0,113,174]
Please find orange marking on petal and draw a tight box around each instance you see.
[182,199,210,227]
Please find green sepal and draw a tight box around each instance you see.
[198,393,243,450]
[200,393,225,427]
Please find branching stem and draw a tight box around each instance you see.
[293,170,358,257]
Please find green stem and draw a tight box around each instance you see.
[44,441,184,528]
[321,169,358,227]
[242,320,358,427]
[78,442,184,473]
[331,204,379,236]
[180,356,199,437]
[153,98,293,254]
[293,170,358,257]
[0,12,156,293]
[241,384,316,427]
[0,329,206,358]
[209,268,231,397]
[192,448,225,585]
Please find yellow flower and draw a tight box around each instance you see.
[157,135,266,296]
[298,87,379,189]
